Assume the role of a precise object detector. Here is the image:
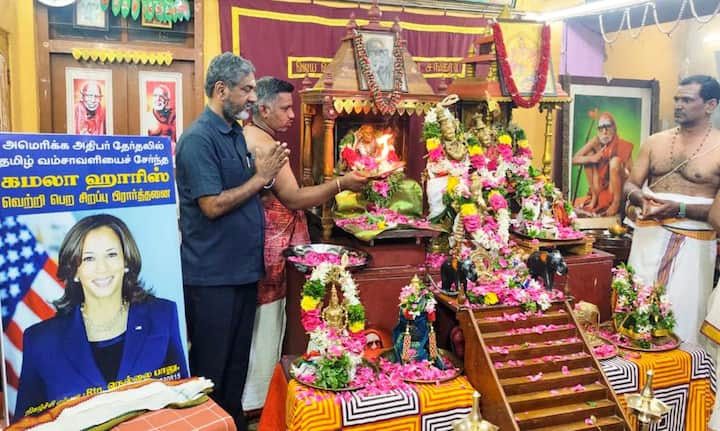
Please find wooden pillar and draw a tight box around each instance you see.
[541,104,555,177]
[322,116,336,240]
[301,103,314,186]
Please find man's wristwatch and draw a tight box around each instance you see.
[678,202,686,218]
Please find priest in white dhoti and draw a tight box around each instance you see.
[622,75,720,430]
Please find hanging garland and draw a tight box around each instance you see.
[354,31,405,115]
[101,0,191,23]
[492,22,551,109]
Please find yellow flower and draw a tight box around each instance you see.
[301,296,320,311]
[517,139,529,148]
[498,134,512,145]
[349,321,365,333]
[426,138,441,151]
[447,176,459,194]
[377,221,387,230]
[468,145,484,156]
[461,203,477,216]
[484,292,499,305]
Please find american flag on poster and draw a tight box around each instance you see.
[0,216,65,418]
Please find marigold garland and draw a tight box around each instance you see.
[492,22,551,109]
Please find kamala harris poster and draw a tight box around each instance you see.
[0,133,188,424]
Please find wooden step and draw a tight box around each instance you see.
[515,399,616,429]
[451,301,631,430]
[488,339,586,361]
[494,354,594,379]
[466,302,566,320]
[507,382,608,411]
[483,326,579,345]
[526,415,626,431]
[501,368,600,395]
[474,309,571,333]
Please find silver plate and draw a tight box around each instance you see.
[282,243,370,273]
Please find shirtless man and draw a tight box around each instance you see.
[624,75,720,347]
[241,77,366,411]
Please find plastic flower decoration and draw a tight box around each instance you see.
[611,263,675,349]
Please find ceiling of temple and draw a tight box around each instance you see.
[571,0,720,33]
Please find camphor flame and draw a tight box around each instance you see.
[375,132,395,161]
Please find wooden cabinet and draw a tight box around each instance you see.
[553,249,615,321]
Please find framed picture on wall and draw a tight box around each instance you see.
[73,0,109,31]
[65,67,113,135]
[139,71,182,155]
[141,14,173,29]
[559,75,659,228]
[353,30,408,92]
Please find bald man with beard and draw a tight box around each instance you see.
[74,81,106,135]
[572,112,634,216]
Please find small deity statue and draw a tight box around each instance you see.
[469,172,488,211]
[469,111,492,148]
[435,105,467,161]
[322,284,348,331]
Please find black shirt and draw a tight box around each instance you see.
[175,107,265,285]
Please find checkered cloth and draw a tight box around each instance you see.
[116,398,236,431]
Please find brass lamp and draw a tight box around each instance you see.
[452,391,499,431]
[625,369,670,430]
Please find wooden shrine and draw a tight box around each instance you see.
[298,2,440,240]
[447,25,571,176]
[439,295,632,430]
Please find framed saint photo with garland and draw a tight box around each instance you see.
[353,30,408,93]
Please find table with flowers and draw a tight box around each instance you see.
[258,356,474,431]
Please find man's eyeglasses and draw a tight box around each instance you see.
[597,124,614,131]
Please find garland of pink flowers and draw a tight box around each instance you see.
[492,22,551,109]
[354,31,405,115]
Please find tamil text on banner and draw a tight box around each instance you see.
[0,134,188,424]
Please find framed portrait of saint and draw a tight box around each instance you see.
[139,71,183,155]
[559,75,659,227]
[65,68,113,135]
[353,30,408,93]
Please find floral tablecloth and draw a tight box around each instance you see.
[259,357,473,431]
[601,343,716,431]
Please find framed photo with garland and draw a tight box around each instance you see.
[354,30,408,93]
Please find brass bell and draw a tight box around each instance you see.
[452,391,499,431]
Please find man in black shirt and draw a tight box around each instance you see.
[175,52,288,430]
